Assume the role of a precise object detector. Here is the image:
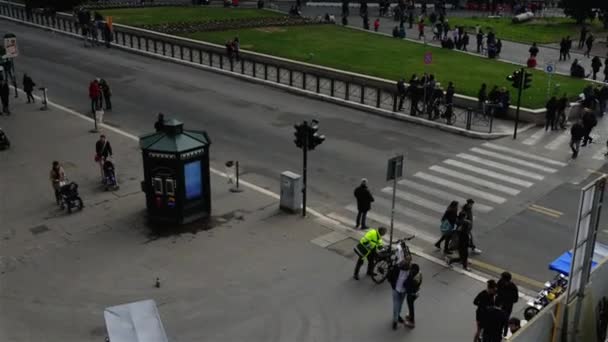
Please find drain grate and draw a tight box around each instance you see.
[30,225,50,235]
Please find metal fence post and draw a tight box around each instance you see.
[170,43,174,57]
[137,36,141,50]
[180,45,184,60]
[220,54,224,69]
[489,114,494,133]
[190,48,194,62]
[209,52,213,67]
[376,89,381,108]
[253,61,256,77]
[330,79,334,97]
[276,67,280,83]
[303,72,307,89]
[289,70,293,86]
[316,75,320,93]
[360,86,365,104]
[129,34,133,48]
[466,107,473,130]
[345,82,350,101]
[393,93,398,112]
[199,49,203,64]
[145,38,149,51]
[241,59,244,74]
[264,64,268,80]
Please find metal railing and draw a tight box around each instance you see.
[0,1,495,133]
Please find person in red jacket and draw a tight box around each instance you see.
[89,79,101,114]
[418,19,425,40]
[374,18,380,32]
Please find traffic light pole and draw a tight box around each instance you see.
[513,67,524,140]
[302,122,308,217]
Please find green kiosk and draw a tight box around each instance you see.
[140,118,211,224]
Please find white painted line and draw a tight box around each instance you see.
[544,132,570,151]
[379,188,446,214]
[470,148,558,173]
[456,153,545,180]
[343,209,438,244]
[482,142,568,167]
[443,159,534,188]
[521,128,546,146]
[429,165,521,196]
[414,172,507,204]
[397,179,494,213]
[349,197,439,227]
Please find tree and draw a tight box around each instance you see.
[559,0,598,24]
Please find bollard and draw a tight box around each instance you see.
[226,160,243,193]
[39,87,48,111]
[466,107,472,130]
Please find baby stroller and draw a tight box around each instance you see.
[0,128,10,150]
[102,159,118,191]
[58,181,84,213]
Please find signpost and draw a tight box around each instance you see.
[545,61,555,100]
[386,154,404,249]
[423,52,432,115]
[2,33,17,98]
[562,175,606,342]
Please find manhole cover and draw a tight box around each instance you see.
[30,225,50,235]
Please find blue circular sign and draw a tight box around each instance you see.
[545,64,554,73]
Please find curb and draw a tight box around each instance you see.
[1,14,507,139]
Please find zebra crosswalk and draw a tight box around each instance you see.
[521,126,606,160]
[328,142,568,244]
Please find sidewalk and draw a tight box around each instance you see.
[0,100,527,340]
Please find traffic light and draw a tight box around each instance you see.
[294,122,307,149]
[307,119,325,150]
[507,69,522,89]
[523,72,532,89]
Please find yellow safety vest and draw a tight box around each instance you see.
[360,229,383,251]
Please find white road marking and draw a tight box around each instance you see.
[429,165,521,195]
[521,128,545,146]
[349,198,438,227]
[379,188,446,214]
[414,172,507,204]
[397,179,494,213]
[544,132,570,151]
[470,148,558,173]
[456,153,545,180]
[443,159,534,187]
[482,142,568,167]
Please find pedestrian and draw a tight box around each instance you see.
[445,212,471,270]
[480,305,507,342]
[599,85,608,116]
[95,134,113,181]
[374,18,380,32]
[582,109,597,146]
[579,25,588,49]
[435,200,458,253]
[89,79,101,114]
[585,34,594,58]
[23,73,36,103]
[0,79,10,115]
[409,74,421,116]
[99,79,112,110]
[570,119,585,159]
[103,21,113,48]
[476,29,483,53]
[496,271,519,337]
[545,96,558,131]
[557,94,569,129]
[462,199,481,254]
[418,19,425,40]
[444,81,455,124]
[559,37,567,61]
[474,280,498,342]
[397,78,406,111]
[408,11,414,29]
[232,37,240,61]
[508,317,522,336]
[570,59,586,78]
[49,161,66,205]
[387,253,409,329]
[529,42,539,58]
[392,25,399,38]
[478,83,487,114]
[592,56,602,80]
[404,263,422,328]
[462,32,469,51]
[354,178,374,229]
[442,19,449,40]
[353,226,387,280]
[496,39,503,58]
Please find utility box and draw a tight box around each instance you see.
[280,171,302,213]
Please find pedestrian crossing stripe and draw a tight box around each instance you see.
[414,172,507,204]
[397,179,494,213]
[470,148,558,173]
[429,165,521,195]
[482,142,568,167]
[443,159,534,187]
[522,128,547,146]
[544,132,570,151]
[380,187,447,214]
[456,153,545,180]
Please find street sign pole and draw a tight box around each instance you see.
[302,121,308,217]
[513,68,524,140]
[386,155,404,250]
[545,62,555,101]
[390,162,397,247]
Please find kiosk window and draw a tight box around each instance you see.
[184,161,202,200]
[153,177,163,195]
[166,179,176,196]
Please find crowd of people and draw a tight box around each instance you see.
[395,73,456,123]
[477,83,511,118]
[74,7,114,48]
[88,78,113,114]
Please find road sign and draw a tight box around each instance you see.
[424,51,432,65]
[3,36,17,58]
[545,63,555,74]
[386,155,404,181]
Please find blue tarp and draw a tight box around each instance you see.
[548,242,608,275]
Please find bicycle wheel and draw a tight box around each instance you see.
[372,259,390,284]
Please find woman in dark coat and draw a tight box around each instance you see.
[446,212,471,271]
[435,200,458,253]
[23,73,36,103]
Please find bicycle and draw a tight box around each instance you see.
[371,235,415,284]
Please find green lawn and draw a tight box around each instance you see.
[447,17,607,44]
[186,25,589,109]
[100,7,282,26]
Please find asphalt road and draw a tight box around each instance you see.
[5,19,608,286]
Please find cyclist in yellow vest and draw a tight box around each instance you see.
[354,227,387,280]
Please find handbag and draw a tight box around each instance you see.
[440,219,452,233]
